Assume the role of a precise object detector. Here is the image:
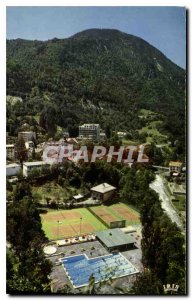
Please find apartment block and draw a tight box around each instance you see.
[79,124,100,140]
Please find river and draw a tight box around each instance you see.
[150,174,183,230]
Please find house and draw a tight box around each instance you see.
[99,132,106,141]
[91,183,116,202]
[25,141,34,157]
[25,141,34,150]
[6,163,21,177]
[6,144,15,160]
[66,138,79,145]
[23,161,46,177]
[18,131,36,142]
[73,194,84,201]
[79,124,100,140]
[169,161,183,175]
[117,131,127,138]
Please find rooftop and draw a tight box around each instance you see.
[91,183,116,194]
[67,138,78,144]
[96,228,135,248]
[6,144,14,147]
[79,124,100,128]
[23,161,46,167]
[169,161,183,167]
[6,163,20,168]
[18,131,35,134]
[73,194,84,200]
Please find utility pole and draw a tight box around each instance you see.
[80,217,82,236]
[57,220,59,240]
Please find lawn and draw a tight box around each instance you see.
[138,108,157,118]
[40,207,107,240]
[172,195,186,212]
[138,109,168,144]
[138,120,167,144]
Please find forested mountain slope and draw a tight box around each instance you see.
[6,29,185,144]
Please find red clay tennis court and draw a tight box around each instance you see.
[110,206,139,221]
[52,223,95,238]
[42,211,82,222]
[52,224,76,238]
[71,223,95,234]
[89,206,120,226]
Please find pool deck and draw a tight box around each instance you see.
[48,226,143,293]
[61,252,139,288]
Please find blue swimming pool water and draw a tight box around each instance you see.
[62,253,138,288]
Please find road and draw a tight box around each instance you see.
[150,174,183,230]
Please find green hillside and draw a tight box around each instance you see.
[6,29,185,151]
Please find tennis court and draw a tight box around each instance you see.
[109,203,140,225]
[89,206,121,227]
[89,203,140,226]
[40,203,140,240]
[40,208,106,240]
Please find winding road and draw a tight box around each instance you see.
[150,174,183,230]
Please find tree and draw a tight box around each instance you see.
[139,132,148,143]
[14,181,32,202]
[7,197,46,255]
[7,194,52,294]
[139,189,185,293]
[39,105,57,137]
[105,125,111,139]
[15,136,28,163]
[7,246,52,294]
[131,269,164,295]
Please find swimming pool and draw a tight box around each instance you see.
[61,252,139,288]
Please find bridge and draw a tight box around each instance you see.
[152,165,169,171]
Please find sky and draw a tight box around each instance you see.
[6,6,186,68]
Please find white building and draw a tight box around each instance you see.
[18,131,36,142]
[117,132,127,138]
[25,141,34,150]
[79,124,100,140]
[23,161,46,177]
[169,161,183,175]
[100,132,106,141]
[91,183,116,202]
[6,163,21,177]
[25,141,34,157]
[6,144,15,160]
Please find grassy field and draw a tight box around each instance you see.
[41,207,107,240]
[40,202,140,240]
[139,120,167,144]
[172,195,186,212]
[122,139,139,146]
[138,109,168,144]
[138,108,157,118]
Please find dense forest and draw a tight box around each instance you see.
[7,29,185,150]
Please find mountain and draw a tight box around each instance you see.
[6,29,185,143]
